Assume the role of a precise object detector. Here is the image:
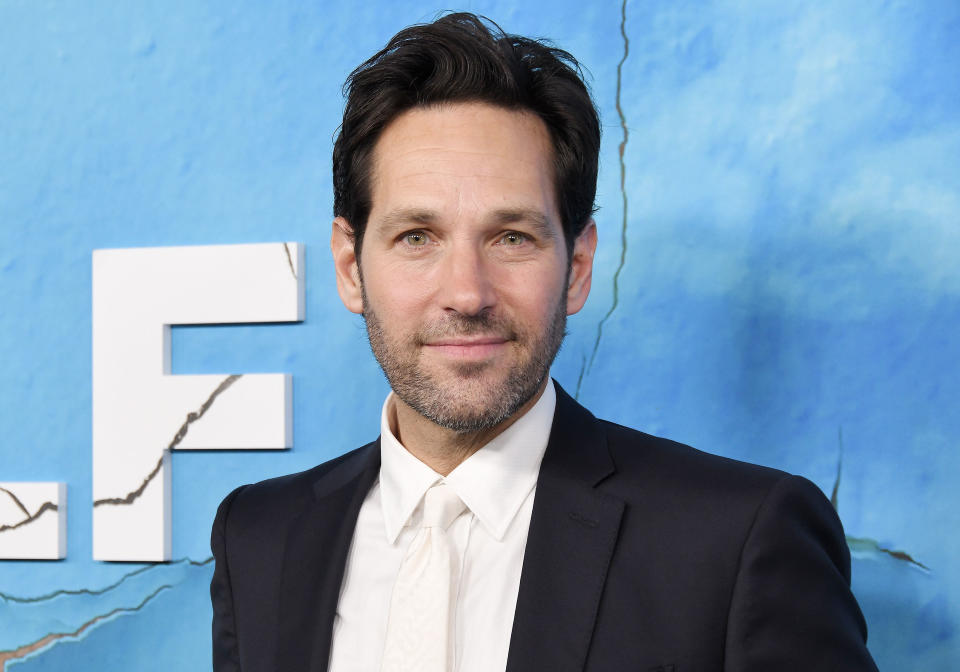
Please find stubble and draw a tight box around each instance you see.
[362,287,567,433]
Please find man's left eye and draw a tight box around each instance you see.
[500,232,528,246]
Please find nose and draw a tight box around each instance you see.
[437,241,496,316]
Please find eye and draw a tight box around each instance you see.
[500,231,528,246]
[402,230,429,247]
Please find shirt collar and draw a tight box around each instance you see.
[379,379,556,544]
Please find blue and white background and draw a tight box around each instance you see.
[2,0,958,668]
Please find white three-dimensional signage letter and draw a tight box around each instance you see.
[0,482,67,559]
[92,243,304,561]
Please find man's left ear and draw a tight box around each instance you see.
[566,219,597,316]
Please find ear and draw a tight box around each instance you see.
[566,219,597,316]
[331,217,364,314]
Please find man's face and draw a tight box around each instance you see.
[332,102,595,432]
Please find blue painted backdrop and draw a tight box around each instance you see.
[1,0,958,669]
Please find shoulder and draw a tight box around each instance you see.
[601,419,790,494]
[551,382,812,518]
[596,419,837,547]
[553,381,793,502]
[594,416,851,590]
[213,441,378,536]
[587,421,872,668]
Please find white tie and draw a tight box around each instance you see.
[380,483,467,672]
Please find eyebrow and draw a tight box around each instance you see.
[375,207,559,239]
[376,208,438,232]
[491,208,559,239]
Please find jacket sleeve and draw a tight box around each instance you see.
[210,485,248,672]
[724,475,879,671]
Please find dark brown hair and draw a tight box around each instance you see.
[332,12,601,258]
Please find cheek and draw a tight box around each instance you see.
[501,279,565,325]
[365,259,425,301]
[363,272,433,326]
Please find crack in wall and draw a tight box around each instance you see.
[0,488,31,520]
[0,584,171,670]
[0,556,212,604]
[830,428,843,509]
[283,242,298,279]
[574,354,587,402]
[92,456,163,508]
[846,536,930,571]
[0,501,57,535]
[831,427,929,571]
[577,0,631,399]
[0,487,58,536]
[94,375,241,507]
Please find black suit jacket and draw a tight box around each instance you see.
[211,384,878,671]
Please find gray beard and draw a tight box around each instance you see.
[362,289,567,434]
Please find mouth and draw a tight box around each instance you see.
[422,336,511,360]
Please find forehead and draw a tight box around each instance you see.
[367,102,559,225]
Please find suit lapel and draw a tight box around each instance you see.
[506,384,625,672]
[277,441,381,672]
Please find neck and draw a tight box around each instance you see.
[390,379,549,476]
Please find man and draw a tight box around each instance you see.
[211,13,878,672]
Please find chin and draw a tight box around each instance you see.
[397,366,545,434]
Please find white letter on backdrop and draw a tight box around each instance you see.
[92,243,304,561]
[0,482,67,560]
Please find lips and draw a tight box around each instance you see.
[422,336,511,360]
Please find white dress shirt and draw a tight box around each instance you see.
[327,381,557,672]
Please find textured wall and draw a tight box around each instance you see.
[1,0,958,669]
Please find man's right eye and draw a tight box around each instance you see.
[402,231,428,246]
